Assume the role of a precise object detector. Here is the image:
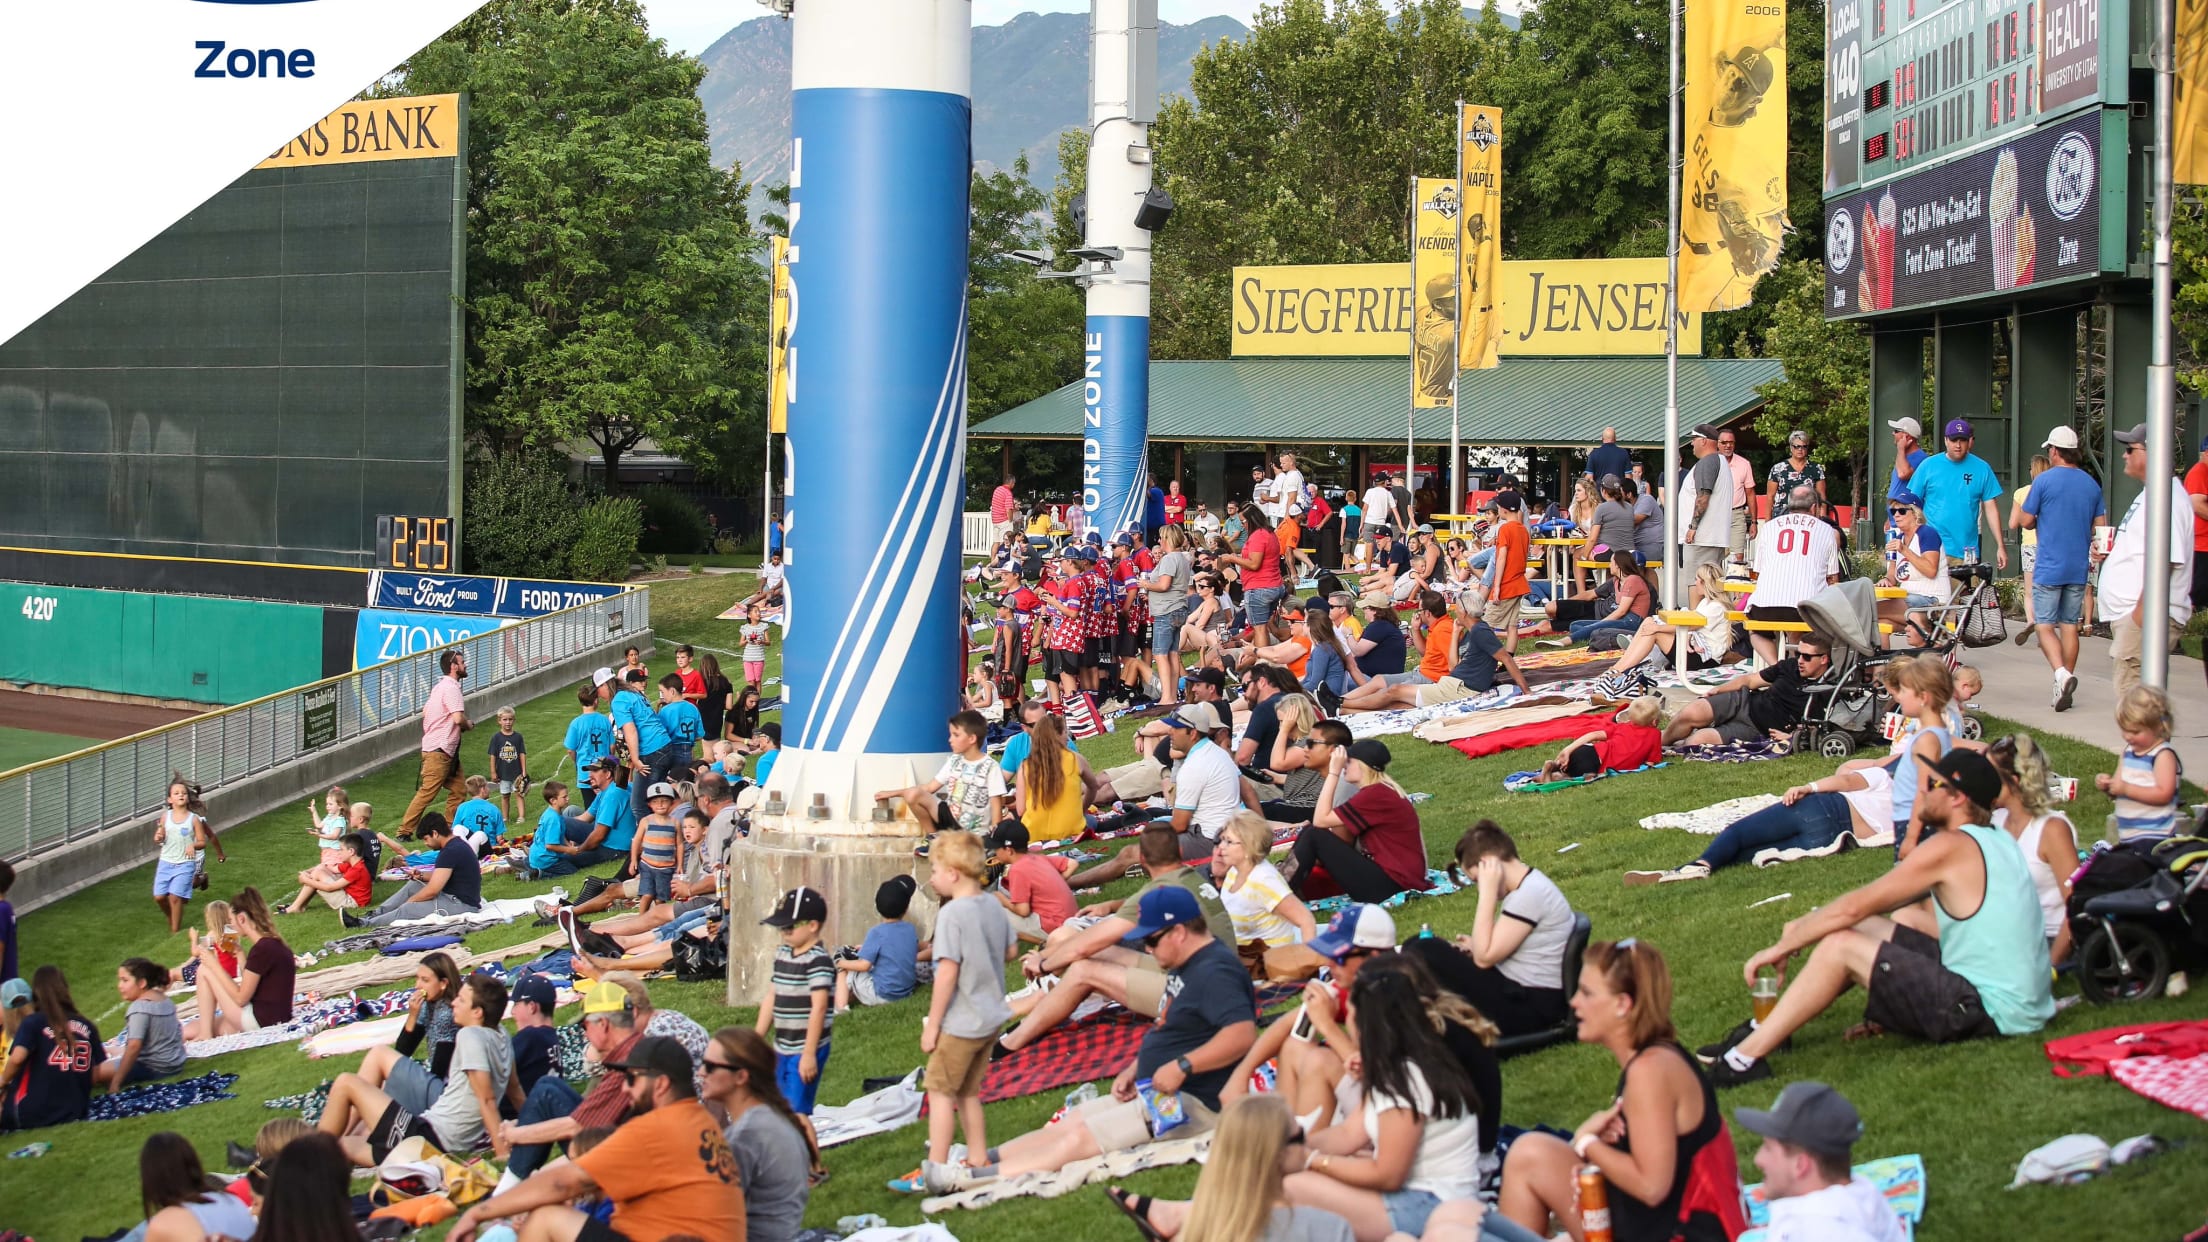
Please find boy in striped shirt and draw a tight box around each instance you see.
[630,782,683,915]
[757,885,834,1179]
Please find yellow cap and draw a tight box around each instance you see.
[579,981,630,1016]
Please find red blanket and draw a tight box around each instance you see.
[977,1011,1149,1104]
[1445,711,1614,760]
[2045,1019,2208,1078]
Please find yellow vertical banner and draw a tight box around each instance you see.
[1680,0,1789,311]
[768,235,791,433]
[2179,0,2208,185]
[1411,176,1459,408]
[1458,106,1504,371]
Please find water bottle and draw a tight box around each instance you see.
[1418,922,1436,940]
[839,1216,890,1234]
[7,1142,50,1159]
[1064,1081,1099,1109]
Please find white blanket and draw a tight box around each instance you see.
[1639,794,1781,835]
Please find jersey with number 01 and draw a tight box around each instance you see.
[1747,513,1841,609]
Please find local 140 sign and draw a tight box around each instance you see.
[1823,113,2119,319]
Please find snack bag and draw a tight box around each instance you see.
[1135,1078,1189,1138]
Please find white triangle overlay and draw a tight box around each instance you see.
[0,0,490,347]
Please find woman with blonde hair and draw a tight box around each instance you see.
[1597,561,1734,683]
[1289,740,1429,904]
[1015,711,1091,843]
[1214,811,1317,953]
[1105,1095,1353,1242]
[1989,733,2080,963]
[1300,606,1363,704]
[1886,653,1956,859]
[1493,940,1739,1242]
[1567,477,1601,593]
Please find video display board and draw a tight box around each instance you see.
[1823,109,2121,318]
[0,96,464,569]
[1824,0,2120,198]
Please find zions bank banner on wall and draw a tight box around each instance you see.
[367,571,625,619]
[353,608,507,670]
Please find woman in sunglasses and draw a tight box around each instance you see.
[1497,939,1740,1242]
[701,1027,814,1242]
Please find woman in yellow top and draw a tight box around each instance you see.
[1015,713,1092,842]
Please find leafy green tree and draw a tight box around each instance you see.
[395,0,765,487]
[2175,199,2208,397]
[1749,259,1871,498]
[969,156,1085,421]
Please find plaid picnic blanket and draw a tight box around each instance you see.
[978,1011,1149,1104]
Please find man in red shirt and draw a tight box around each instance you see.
[1484,492,1533,652]
[2187,435,2208,616]
[990,475,1020,545]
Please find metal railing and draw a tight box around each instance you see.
[0,589,650,861]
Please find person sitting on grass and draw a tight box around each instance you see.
[254,1133,361,1242]
[1397,823,1575,1041]
[1702,749,2055,1087]
[491,981,647,1187]
[1536,696,1665,783]
[95,958,187,1092]
[1212,811,1318,959]
[1334,591,1528,713]
[0,965,103,1130]
[1285,741,1431,905]
[834,876,921,1011]
[1540,548,1651,648]
[987,819,1080,944]
[507,975,560,1096]
[1987,735,2079,965]
[345,814,483,929]
[180,888,292,1039]
[1659,639,1830,747]
[1494,939,1743,1242]
[1220,906,1395,1128]
[702,1027,816,1242]
[1000,824,1234,1050]
[352,952,462,1099]
[1734,1082,1908,1242]
[285,830,374,915]
[990,885,1258,1180]
[131,1130,259,1242]
[1626,754,1897,885]
[318,972,516,1168]
[1104,1096,1354,1242]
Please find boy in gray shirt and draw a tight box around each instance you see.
[898,831,1014,1195]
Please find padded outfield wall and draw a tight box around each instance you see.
[0,582,350,707]
[0,95,465,570]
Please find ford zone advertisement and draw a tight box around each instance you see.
[1823,115,2118,319]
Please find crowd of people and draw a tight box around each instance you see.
[0,424,2200,1242]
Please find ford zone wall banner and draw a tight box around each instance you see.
[0,0,490,347]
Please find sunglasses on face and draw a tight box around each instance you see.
[703,1059,741,1075]
[1924,775,1951,794]
[1142,928,1174,950]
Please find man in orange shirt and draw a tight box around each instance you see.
[449,1037,742,1242]
[1337,591,1454,712]
[1484,491,1534,652]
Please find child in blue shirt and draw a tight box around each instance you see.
[527,781,580,877]
[451,776,507,853]
[833,875,923,1010]
[656,674,705,771]
[563,686,614,776]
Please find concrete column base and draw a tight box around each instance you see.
[726,746,947,1002]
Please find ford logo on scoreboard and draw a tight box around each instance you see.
[370,572,499,615]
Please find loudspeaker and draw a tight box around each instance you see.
[1134,186,1174,233]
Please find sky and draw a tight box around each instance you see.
[637,1,1268,57]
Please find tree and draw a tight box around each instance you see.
[2175,199,2208,397]
[1749,259,1870,499]
[968,156,1085,421]
[394,0,765,487]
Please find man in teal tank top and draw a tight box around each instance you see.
[1702,749,2055,1087]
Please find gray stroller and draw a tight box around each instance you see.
[1789,578,1893,759]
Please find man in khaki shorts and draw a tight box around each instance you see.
[1343,591,1529,711]
[990,886,1258,1178]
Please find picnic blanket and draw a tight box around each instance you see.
[1413,697,1604,743]
[2109,1055,2208,1122]
[304,1013,412,1059]
[82,1071,240,1123]
[978,1011,1150,1105]
[1304,867,1465,919]
[2045,1020,2208,1077]
[1673,737,1793,763]
[920,1132,1211,1213]
[1739,1153,1925,1241]
[1503,762,1666,793]
[1443,712,1615,761]
[1640,795,1781,836]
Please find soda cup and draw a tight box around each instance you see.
[2055,776,2079,801]
[1752,971,1781,1023]
[1880,711,1907,741]
[1578,1165,1614,1242]
[2093,526,2117,557]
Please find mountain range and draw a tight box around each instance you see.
[697,8,1519,191]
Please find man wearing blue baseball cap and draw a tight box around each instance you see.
[990,884,1257,1179]
[1907,418,2007,570]
[1219,904,1397,1126]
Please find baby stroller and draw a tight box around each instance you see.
[1894,562,2006,654]
[2067,833,2208,1003]
[1788,578,1894,760]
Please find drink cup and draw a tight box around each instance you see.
[2092,527,2116,557]
[1880,711,1907,741]
[1751,972,1780,1023]
[2055,776,2079,801]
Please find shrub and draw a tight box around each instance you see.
[634,485,712,556]
[569,496,644,583]
[463,454,583,577]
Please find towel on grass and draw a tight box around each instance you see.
[1674,737,1792,763]
[978,1012,1150,1105]
[1414,698,1605,743]
[1503,762,1666,793]
[1304,868,1463,919]
[813,1070,925,1150]
[2110,1054,2208,1122]
[1739,1153,1924,1240]
[1639,795,1781,836]
[921,1132,1211,1213]
[83,1072,239,1123]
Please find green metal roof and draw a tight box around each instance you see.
[970,356,1786,449]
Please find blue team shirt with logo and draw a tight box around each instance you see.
[563,711,614,769]
[528,807,566,871]
[610,689,673,757]
[587,782,637,851]
[452,797,505,843]
[1910,452,2002,555]
[658,700,704,750]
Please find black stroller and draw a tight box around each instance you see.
[1789,578,1896,759]
[2067,833,2208,1003]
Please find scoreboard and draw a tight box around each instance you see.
[1825,0,2119,198]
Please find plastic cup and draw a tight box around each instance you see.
[1751,973,1780,1023]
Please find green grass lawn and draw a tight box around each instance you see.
[5,571,2205,1240]
[0,726,92,774]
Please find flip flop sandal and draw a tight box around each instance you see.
[1105,1186,1168,1242]
[1842,1020,1886,1042]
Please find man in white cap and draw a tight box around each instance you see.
[2099,424,2196,698]
[1735,1082,1907,1242]
[1884,416,1928,502]
[2014,426,2106,709]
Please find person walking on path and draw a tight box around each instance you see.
[1909,419,2007,569]
[2097,424,2196,699]
[1719,429,1755,558]
[2014,427,2105,711]
[2186,435,2208,621]
[401,650,471,839]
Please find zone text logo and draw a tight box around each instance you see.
[192,0,318,79]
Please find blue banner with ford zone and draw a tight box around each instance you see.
[367,571,623,618]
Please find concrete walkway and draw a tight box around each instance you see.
[1959,626,2208,775]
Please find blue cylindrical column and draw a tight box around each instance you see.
[780,0,968,767]
[1082,0,1157,540]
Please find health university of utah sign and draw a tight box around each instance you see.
[1231,259,1703,357]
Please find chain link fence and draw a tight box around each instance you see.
[0,589,649,861]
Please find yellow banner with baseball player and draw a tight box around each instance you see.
[1411,177,1459,408]
[256,95,461,170]
[2179,0,2208,184]
[768,236,791,434]
[1680,0,1789,311]
[1458,106,1504,371]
